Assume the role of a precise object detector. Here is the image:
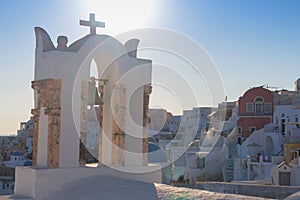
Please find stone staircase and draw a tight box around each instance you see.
[280,144,284,155]
[223,159,234,182]
[223,128,237,182]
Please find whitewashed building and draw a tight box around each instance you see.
[234,79,300,182]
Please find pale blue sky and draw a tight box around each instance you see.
[0,0,300,135]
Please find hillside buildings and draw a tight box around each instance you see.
[0,118,33,195]
[232,79,300,186]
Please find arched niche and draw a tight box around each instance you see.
[265,136,274,156]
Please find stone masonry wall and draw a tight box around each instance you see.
[98,84,104,164]
[31,79,62,168]
[143,84,152,165]
[79,81,88,166]
[112,84,126,165]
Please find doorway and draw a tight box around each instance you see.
[279,172,290,186]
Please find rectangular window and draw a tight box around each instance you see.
[255,103,263,114]
[265,102,272,114]
[249,127,256,135]
[246,102,253,112]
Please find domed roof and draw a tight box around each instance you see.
[148,142,161,153]
[11,150,22,156]
[23,160,32,166]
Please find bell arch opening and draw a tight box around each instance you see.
[79,59,107,165]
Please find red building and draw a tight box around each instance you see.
[237,86,274,143]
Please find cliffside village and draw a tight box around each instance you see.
[0,119,33,194]
[148,78,300,186]
[1,78,300,195]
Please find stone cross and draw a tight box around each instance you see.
[80,13,105,35]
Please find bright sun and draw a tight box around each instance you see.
[82,0,157,35]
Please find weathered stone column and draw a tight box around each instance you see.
[79,81,89,166]
[112,84,126,165]
[45,107,61,168]
[112,121,125,165]
[98,84,104,164]
[31,108,40,166]
[31,79,62,168]
[143,84,152,165]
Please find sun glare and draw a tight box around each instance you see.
[82,0,157,35]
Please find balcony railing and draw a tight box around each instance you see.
[238,112,273,117]
[285,136,300,144]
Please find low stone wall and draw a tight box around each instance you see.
[14,165,162,199]
[175,182,300,199]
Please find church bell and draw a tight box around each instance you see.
[88,78,103,106]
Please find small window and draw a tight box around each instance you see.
[255,97,264,102]
[246,102,253,112]
[237,137,242,145]
[296,115,300,128]
[255,97,264,114]
[249,127,256,135]
[238,127,242,135]
[265,102,272,114]
[255,103,263,114]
